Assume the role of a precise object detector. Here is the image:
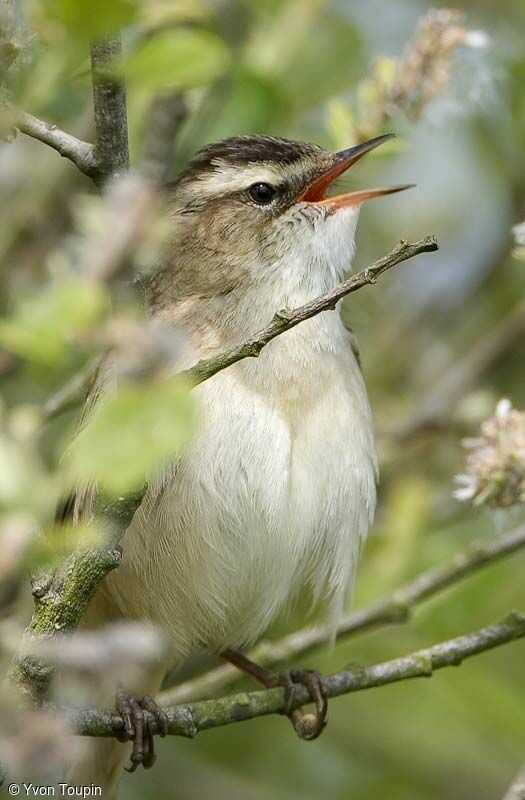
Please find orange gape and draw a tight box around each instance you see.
[300,133,414,211]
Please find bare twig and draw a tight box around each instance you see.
[14,111,100,183]
[62,611,525,739]
[503,764,525,800]
[158,525,525,705]
[182,236,439,386]
[90,37,129,181]
[42,235,439,418]
[9,37,129,186]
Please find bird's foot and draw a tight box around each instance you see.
[273,668,328,740]
[115,692,168,772]
[221,649,328,741]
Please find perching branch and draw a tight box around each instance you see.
[14,111,100,183]
[182,235,439,386]
[158,524,525,705]
[42,235,439,416]
[90,37,129,182]
[63,611,525,739]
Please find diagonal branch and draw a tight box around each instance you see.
[64,611,525,739]
[14,111,100,183]
[158,525,525,704]
[42,236,439,415]
[181,235,438,385]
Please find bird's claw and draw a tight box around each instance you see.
[221,649,328,741]
[276,668,328,741]
[115,692,168,772]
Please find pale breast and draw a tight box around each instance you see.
[105,314,377,657]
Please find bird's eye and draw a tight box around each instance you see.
[248,182,277,205]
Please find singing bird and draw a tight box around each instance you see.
[69,133,412,794]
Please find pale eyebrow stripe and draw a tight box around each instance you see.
[194,163,284,196]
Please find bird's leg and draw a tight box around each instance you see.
[221,648,328,741]
[115,691,168,771]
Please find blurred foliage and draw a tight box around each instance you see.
[1,0,525,798]
[0,280,106,366]
[122,29,230,92]
[68,376,195,495]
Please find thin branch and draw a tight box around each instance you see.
[10,36,129,186]
[158,525,525,705]
[90,37,129,181]
[14,111,100,183]
[503,764,525,800]
[63,611,525,739]
[42,236,439,417]
[181,235,439,386]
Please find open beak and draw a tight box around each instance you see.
[300,133,415,209]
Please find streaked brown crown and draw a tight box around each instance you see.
[176,135,326,184]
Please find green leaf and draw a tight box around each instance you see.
[67,377,195,494]
[123,29,230,91]
[42,0,137,38]
[0,280,107,366]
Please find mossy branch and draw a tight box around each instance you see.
[10,494,143,703]
[158,524,525,705]
[62,611,525,739]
